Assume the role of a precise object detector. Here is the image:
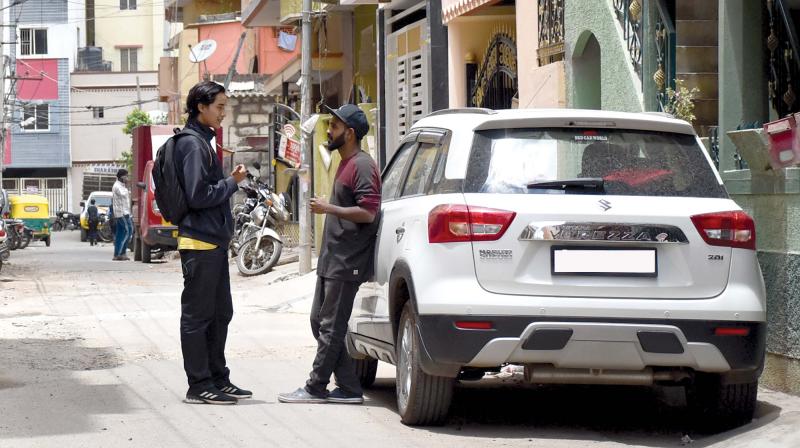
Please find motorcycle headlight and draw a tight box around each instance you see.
[250,206,267,226]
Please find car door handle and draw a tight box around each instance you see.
[395,227,405,235]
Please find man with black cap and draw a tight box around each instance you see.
[279,104,381,404]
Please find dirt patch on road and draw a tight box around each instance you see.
[0,338,123,371]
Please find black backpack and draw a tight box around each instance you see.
[152,128,211,225]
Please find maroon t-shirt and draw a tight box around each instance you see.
[317,150,382,283]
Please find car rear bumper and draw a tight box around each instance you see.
[143,226,178,248]
[416,315,765,384]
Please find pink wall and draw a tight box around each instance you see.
[257,27,300,75]
[3,129,10,165]
[15,59,59,100]
[198,22,253,77]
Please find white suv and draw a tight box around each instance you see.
[346,108,766,429]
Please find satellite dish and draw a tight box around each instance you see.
[189,39,217,63]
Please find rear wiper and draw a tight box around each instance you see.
[527,178,605,192]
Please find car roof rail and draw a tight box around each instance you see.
[426,108,497,117]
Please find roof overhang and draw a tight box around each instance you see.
[242,0,282,27]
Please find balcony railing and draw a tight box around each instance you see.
[537,0,565,66]
[766,0,800,117]
[652,0,676,111]
[613,0,643,84]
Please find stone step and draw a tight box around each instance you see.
[676,46,719,73]
[676,73,719,99]
[676,20,718,46]
[676,0,718,21]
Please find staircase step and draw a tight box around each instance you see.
[676,20,718,46]
[676,73,718,99]
[676,46,718,73]
[676,0,718,21]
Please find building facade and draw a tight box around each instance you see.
[1,0,85,212]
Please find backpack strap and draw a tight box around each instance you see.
[178,128,216,167]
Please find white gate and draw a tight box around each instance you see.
[386,19,431,161]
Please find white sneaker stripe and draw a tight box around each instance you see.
[200,392,210,398]
[209,394,218,399]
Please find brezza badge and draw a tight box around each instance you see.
[519,222,689,244]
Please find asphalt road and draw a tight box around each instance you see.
[1,231,799,447]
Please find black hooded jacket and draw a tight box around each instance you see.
[173,119,237,247]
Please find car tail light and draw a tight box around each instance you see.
[0,229,5,237]
[690,211,755,250]
[714,327,750,337]
[428,204,516,243]
[455,321,493,330]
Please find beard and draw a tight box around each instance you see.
[327,133,346,151]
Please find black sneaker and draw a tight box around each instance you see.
[326,388,364,404]
[185,386,238,405]
[216,382,252,399]
[277,387,328,404]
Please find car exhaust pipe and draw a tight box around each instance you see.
[524,365,690,386]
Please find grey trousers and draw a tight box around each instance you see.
[305,276,363,396]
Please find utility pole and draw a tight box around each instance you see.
[135,75,142,108]
[298,0,313,274]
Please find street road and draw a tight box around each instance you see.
[1,231,799,447]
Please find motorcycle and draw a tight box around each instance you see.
[0,221,10,273]
[234,164,291,276]
[97,213,114,243]
[52,208,79,232]
[3,219,31,250]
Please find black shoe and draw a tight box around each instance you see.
[216,382,252,399]
[184,386,238,405]
[326,388,364,404]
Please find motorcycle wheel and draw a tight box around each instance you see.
[52,221,63,232]
[236,236,282,277]
[19,232,31,249]
[99,225,113,243]
[8,232,19,250]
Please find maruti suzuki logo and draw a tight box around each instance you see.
[598,199,612,212]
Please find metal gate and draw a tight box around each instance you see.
[2,177,67,216]
[471,31,518,110]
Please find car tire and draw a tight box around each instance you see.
[686,373,757,431]
[141,239,152,264]
[355,358,378,389]
[44,236,50,247]
[395,302,454,426]
[80,228,87,242]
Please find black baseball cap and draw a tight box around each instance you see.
[325,104,369,140]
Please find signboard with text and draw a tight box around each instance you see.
[278,135,302,168]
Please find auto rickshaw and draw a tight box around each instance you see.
[8,194,51,247]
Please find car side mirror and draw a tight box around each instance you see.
[137,181,146,189]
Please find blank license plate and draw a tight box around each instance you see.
[551,247,657,277]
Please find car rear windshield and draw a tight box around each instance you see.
[464,128,727,198]
[93,196,112,207]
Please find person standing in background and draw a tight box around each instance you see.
[112,169,132,261]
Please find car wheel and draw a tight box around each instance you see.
[44,236,50,247]
[355,358,378,389]
[141,238,152,264]
[133,233,142,261]
[80,228,87,242]
[686,373,757,431]
[395,302,453,426]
